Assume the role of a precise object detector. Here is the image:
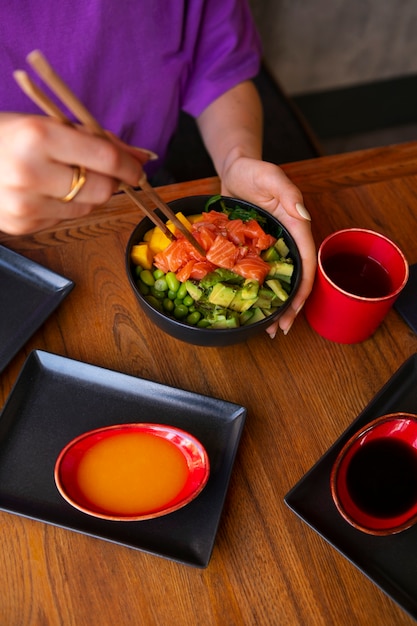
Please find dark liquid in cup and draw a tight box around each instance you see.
[322,252,392,298]
[346,438,417,518]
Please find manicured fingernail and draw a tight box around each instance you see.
[132,146,159,160]
[296,202,311,221]
[269,329,277,339]
[295,302,305,316]
[282,320,293,336]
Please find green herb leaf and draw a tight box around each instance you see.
[204,195,267,225]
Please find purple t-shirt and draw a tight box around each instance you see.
[0,1,261,174]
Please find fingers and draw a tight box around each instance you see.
[105,131,158,165]
[0,114,146,235]
[26,117,144,186]
[262,209,316,337]
[0,164,117,234]
[0,151,118,234]
[20,159,119,205]
[0,115,144,190]
[0,187,93,235]
[266,226,316,339]
[256,166,316,335]
[221,158,317,337]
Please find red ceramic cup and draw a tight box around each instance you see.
[330,413,417,535]
[304,228,408,343]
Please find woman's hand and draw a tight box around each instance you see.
[198,80,316,336]
[220,156,316,336]
[0,113,147,235]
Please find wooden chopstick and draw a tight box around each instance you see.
[14,50,206,256]
[28,51,205,250]
[138,175,207,252]
[14,70,71,123]
[14,65,175,241]
[26,50,105,136]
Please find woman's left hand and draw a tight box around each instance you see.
[220,156,316,337]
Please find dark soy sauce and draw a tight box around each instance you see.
[346,438,417,518]
[322,252,392,298]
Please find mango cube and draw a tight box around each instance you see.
[168,212,193,232]
[149,227,172,253]
[187,213,205,224]
[143,228,153,242]
[131,243,154,270]
[148,212,194,254]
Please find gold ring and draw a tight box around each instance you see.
[60,165,87,203]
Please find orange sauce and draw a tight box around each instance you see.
[76,432,189,515]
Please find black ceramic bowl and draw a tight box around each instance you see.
[126,195,301,347]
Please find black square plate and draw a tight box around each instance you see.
[285,354,417,620]
[0,245,74,372]
[0,350,246,568]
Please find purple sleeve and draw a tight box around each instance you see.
[182,0,262,118]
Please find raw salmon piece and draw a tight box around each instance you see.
[242,220,276,251]
[224,219,246,245]
[206,235,239,270]
[192,224,217,251]
[189,261,217,280]
[175,260,195,282]
[233,254,272,283]
[154,239,189,272]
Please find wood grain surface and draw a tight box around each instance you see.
[1,144,417,625]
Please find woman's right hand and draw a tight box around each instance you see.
[0,113,147,235]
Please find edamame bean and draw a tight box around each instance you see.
[153,269,165,280]
[154,278,168,292]
[166,272,180,292]
[176,282,188,300]
[145,295,162,310]
[150,286,165,299]
[197,318,211,328]
[137,281,149,296]
[173,304,188,319]
[183,295,193,307]
[140,269,155,287]
[186,311,201,325]
[163,298,174,312]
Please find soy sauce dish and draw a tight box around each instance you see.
[331,413,417,535]
[125,195,301,347]
[54,424,210,521]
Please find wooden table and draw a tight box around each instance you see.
[1,143,417,625]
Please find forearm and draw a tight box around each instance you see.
[197,80,263,180]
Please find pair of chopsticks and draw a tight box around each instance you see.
[14,50,205,256]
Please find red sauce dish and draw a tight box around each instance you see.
[331,413,417,535]
[55,423,210,521]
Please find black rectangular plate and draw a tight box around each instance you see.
[394,263,417,334]
[0,350,246,568]
[0,245,74,372]
[285,354,417,620]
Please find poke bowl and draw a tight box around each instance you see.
[126,195,301,347]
